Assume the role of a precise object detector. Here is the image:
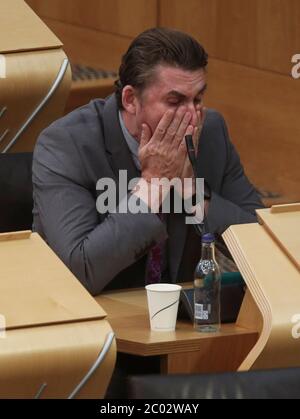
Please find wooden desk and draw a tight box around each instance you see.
[96,287,258,374]
[0,231,116,398]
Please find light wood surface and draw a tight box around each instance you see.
[26,0,300,75]
[26,0,157,39]
[0,320,116,399]
[0,230,31,243]
[237,289,264,334]
[0,48,71,152]
[0,0,61,53]
[160,331,258,374]
[25,0,157,71]
[258,204,300,272]
[0,231,106,329]
[96,287,258,373]
[40,18,131,71]
[0,231,116,398]
[160,0,300,75]
[0,1,71,152]
[205,58,300,206]
[270,203,300,214]
[223,207,300,371]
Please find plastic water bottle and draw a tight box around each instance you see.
[194,233,221,332]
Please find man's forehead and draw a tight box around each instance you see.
[166,85,207,98]
[154,65,206,84]
[153,65,206,89]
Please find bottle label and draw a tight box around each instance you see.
[195,304,211,320]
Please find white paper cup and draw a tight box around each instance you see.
[145,283,182,332]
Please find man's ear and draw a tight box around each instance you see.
[122,86,139,115]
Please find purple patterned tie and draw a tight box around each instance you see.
[145,213,166,284]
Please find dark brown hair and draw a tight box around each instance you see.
[115,27,208,109]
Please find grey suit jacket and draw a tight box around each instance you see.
[32,94,263,295]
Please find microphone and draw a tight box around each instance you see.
[185,134,203,236]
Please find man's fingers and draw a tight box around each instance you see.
[173,113,192,148]
[140,123,152,148]
[193,126,200,156]
[163,106,187,143]
[152,109,175,142]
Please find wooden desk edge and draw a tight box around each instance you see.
[116,328,259,356]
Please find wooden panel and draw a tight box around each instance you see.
[42,18,131,70]
[0,0,61,53]
[0,320,116,398]
[26,0,157,38]
[237,289,264,333]
[0,232,105,330]
[258,205,300,272]
[204,58,300,205]
[0,48,71,152]
[161,332,258,374]
[223,220,300,371]
[96,288,258,357]
[160,0,300,75]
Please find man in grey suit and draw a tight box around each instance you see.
[32,28,263,296]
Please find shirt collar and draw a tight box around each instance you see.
[118,111,141,170]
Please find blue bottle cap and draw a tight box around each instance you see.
[202,233,215,243]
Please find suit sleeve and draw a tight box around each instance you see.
[204,115,264,235]
[32,127,167,295]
